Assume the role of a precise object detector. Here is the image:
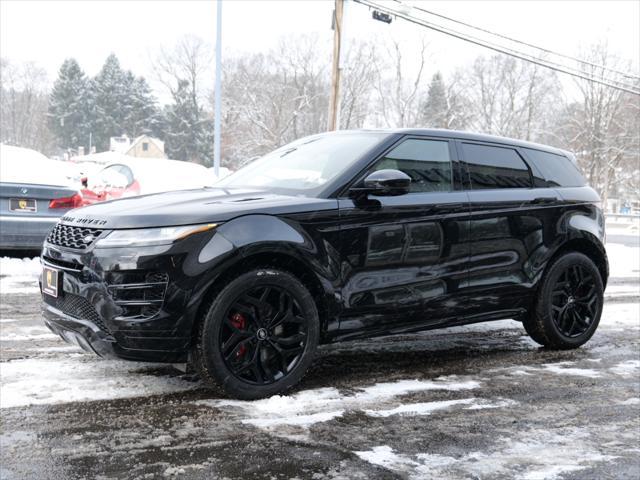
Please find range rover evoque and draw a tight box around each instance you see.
[41,129,608,399]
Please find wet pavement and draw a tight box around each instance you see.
[1,274,639,479]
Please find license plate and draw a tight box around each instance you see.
[10,198,37,212]
[42,266,60,298]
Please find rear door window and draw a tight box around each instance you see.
[461,143,532,189]
[522,148,586,187]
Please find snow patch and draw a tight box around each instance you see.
[502,361,602,379]
[0,257,41,295]
[0,333,58,341]
[606,242,640,279]
[599,302,640,330]
[355,428,617,480]
[609,360,640,377]
[539,362,601,378]
[365,397,518,417]
[0,356,197,409]
[364,398,476,417]
[0,325,57,342]
[245,410,345,428]
[201,377,481,429]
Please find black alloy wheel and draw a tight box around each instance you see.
[549,265,599,338]
[193,268,319,399]
[523,252,603,349]
[220,286,309,385]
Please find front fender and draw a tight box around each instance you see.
[184,214,340,337]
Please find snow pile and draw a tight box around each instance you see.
[202,377,481,429]
[606,242,640,279]
[0,356,197,409]
[0,257,41,294]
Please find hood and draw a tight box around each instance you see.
[60,187,337,229]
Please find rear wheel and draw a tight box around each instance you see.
[193,269,319,399]
[523,252,603,349]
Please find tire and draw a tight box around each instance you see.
[523,252,604,349]
[192,268,319,399]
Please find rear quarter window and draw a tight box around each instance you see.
[523,148,586,187]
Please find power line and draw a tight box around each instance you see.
[364,0,640,93]
[355,0,640,96]
[394,0,640,81]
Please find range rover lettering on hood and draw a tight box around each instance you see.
[60,216,108,226]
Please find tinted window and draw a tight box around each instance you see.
[373,139,452,193]
[523,148,586,187]
[461,143,531,189]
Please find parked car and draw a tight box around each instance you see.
[40,129,607,399]
[82,158,214,204]
[0,144,83,250]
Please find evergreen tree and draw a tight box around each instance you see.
[92,54,162,150]
[164,80,213,164]
[92,54,130,151]
[423,72,448,128]
[124,76,161,138]
[48,58,91,150]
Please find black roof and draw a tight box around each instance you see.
[340,128,570,157]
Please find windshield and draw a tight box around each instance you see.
[216,132,387,193]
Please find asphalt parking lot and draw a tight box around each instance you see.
[1,239,638,480]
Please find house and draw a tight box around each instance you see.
[126,135,166,158]
[108,134,166,159]
[109,135,131,153]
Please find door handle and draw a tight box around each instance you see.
[532,197,558,204]
[432,203,465,210]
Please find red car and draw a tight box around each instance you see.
[82,159,213,204]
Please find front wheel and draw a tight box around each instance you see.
[193,268,319,399]
[523,252,604,349]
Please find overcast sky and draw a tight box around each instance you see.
[1,0,638,98]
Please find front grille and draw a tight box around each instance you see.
[44,293,111,334]
[47,224,103,250]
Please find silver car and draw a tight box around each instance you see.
[0,145,82,250]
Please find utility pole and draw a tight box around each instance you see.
[327,0,345,131]
[213,0,222,176]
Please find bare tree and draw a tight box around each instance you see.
[339,40,377,129]
[151,35,213,104]
[554,43,639,207]
[463,54,561,141]
[0,58,55,154]
[220,34,330,167]
[371,37,429,128]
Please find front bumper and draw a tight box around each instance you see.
[42,305,188,362]
[40,231,220,363]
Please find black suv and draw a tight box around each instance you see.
[41,129,608,399]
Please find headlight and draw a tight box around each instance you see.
[95,224,218,248]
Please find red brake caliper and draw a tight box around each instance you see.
[230,313,247,358]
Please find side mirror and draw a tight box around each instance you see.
[353,169,411,196]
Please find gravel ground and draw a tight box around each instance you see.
[0,243,638,480]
